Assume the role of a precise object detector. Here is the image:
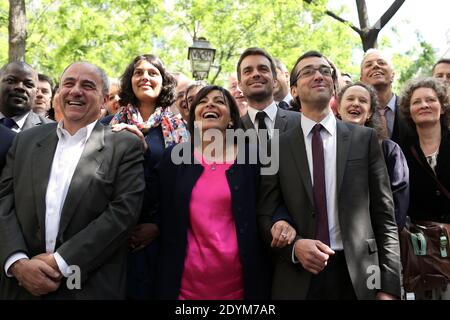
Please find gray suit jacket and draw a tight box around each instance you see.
[0,122,145,299]
[21,111,54,131]
[258,117,401,299]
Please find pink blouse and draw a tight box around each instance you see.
[178,152,244,300]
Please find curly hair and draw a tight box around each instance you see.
[119,54,176,109]
[398,77,450,129]
[337,81,388,139]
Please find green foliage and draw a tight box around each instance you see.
[2,0,434,91]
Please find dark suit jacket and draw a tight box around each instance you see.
[150,143,270,300]
[0,125,15,174]
[0,122,145,299]
[403,128,450,223]
[258,118,401,300]
[391,95,412,150]
[22,111,54,131]
[381,139,409,230]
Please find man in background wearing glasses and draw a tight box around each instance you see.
[258,50,401,300]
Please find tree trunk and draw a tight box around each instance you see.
[8,0,26,62]
[305,0,405,51]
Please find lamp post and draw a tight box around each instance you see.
[188,37,216,81]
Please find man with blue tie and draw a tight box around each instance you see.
[0,61,52,133]
[258,51,401,300]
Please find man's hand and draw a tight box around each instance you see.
[10,258,62,296]
[270,220,296,248]
[32,253,62,280]
[129,223,160,252]
[294,239,335,274]
[112,124,148,151]
[376,291,398,300]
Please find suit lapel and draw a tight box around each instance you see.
[57,122,105,236]
[274,109,287,132]
[241,113,255,130]
[288,120,314,206]
[336,120,351,196]
[22,112,41,131]
[32,126,58,245]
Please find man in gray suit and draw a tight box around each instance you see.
[238,47,300,136]
[258,51,401,300]
[0,62,145,299]
[0,61,53,132]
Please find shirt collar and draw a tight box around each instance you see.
[301,111,336,137]
[57,120,98,143]
[247,101,278,124]
[386,94,397,112]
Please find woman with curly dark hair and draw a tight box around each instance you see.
[110,54,188,299]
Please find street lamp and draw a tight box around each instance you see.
[188,37,216,81]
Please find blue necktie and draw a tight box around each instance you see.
[278,100,289,110]
[0,117,16,129]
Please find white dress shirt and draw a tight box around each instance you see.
[5,120,97,277]
[0,111,30,132]
[300,112,343,251]
[246,101,278,139]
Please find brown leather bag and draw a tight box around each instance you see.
[400,221,450,292]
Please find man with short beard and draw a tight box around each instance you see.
[0,62,53,132]
[238,47,300,137]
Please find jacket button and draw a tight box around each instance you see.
[311,211,315,217]
[234,185,239,191]
[436,190,441,196]
[240,228,245,234]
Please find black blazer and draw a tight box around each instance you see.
[403,128,450,223]
[150,143,270,300]
[0,125,15,174]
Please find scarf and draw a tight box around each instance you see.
[110,104,188,148]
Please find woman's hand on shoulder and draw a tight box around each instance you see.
[112,123,148,152]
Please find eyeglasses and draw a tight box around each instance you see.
[296,65,333,80]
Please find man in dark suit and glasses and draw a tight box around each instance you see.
[0,61,53,133]
[258,51,401,300]
[0,62,145,299]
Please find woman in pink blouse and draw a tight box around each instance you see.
[149,85,270,300]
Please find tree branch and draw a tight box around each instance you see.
[324,9,362,35]
[303,0,362,35]
[372,0,405,30]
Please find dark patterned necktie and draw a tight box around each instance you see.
[311,123,330,246]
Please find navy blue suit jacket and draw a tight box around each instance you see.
[0,125,15,175]
[381,139,409,230]
[149,143,271,300]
